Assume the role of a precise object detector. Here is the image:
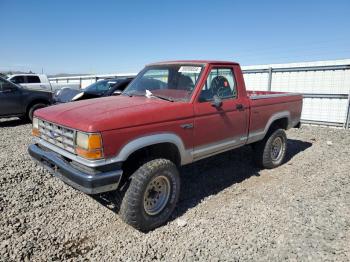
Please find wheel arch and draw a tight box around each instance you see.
[118,136,189,190]
[266,116,289,134]
[122,142,181,171]
[26,98,50,115]
[114,133,190,165]
[248,111,291,143]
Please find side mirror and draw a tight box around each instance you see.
[113,90,122,96]
[211,95,222,108]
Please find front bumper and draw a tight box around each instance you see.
[28,144,122,194]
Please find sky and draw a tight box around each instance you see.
[1,0,350,75]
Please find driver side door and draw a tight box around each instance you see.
[0,78,23,116]
[192,66,248,160]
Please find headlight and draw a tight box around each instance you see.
[55,89,61,96]
[76,132,89,149]
[32,117,40,136]
[75,132,103,160]
[33,117,39,129]
[72,92,84,101]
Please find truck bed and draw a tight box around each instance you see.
[246,90,303,143]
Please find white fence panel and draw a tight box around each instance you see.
[269,70,350,94]
[241,59,350,127]
[302,98,348,124]
[242,73,269,91]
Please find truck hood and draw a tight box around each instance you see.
[35,95,193,132]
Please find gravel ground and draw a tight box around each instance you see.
[0,118,349,261]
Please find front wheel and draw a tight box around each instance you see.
[120,159,180,232]
[253,128,287,169]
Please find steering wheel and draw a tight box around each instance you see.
[217,86,230,98]
[210,76,231,98]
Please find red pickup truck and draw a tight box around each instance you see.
[29,61,302,231]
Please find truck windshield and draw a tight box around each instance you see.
[123,64,204,102]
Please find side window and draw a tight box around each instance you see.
[27,76,41,83]
[11,76,25,84]
[199,68,237,102]
[95,81,109,92]
[0,78,16,92]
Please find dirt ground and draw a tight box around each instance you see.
[0,118,349,261]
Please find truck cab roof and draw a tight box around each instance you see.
[147,60,240,66]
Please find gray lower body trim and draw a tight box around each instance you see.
[246,116,300,144]
[192,136,246,161]
[247,130,265,144]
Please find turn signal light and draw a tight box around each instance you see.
[75,132,103,160]
[76,147,103,160]
[32,128,40,137]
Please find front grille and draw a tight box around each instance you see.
[38,119,76,154]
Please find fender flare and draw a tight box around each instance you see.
[247,111,291,143]
[263,111,291,134]
[110,133,192,165]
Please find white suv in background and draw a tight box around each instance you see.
[7,74,80,92]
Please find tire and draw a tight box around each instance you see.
[28,103,47,122]
[120,159,180,232]
[19,115,29,122]
[253,128,287,169]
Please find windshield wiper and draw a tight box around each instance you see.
[150,94,174,102]
[145,90,174,102]
[122,91,135,97]
[123,91,146,97]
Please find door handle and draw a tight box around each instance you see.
[180,123,193,129]
[236,104,244,111]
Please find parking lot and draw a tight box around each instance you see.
[0,118,349,261]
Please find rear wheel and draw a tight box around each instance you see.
[28,103,47,122]
[253,128,287,169]
[120,158,180,232]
